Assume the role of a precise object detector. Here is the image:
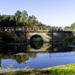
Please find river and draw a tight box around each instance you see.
[0,43,75,71]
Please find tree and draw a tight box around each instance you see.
[15,10,21,26]
[70,22,75,30]
[22,10,28,19]
[0,15,10,27]
[9,16,16,26]
[24,15,37,26]
[15,10,21,16]
[19,10,28,25]
[71,23,75,27]
[0,10,45,27]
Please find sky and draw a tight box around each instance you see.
[0,0,75,27]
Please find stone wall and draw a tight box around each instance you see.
[0,31,74,43]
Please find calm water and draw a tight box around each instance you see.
[0,43,75,70]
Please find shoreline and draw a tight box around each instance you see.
[0,63,75,75]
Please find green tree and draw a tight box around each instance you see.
[70,22,75,30]
[19,10,28,25]
[0,15,10,27]
[15,10,21,16]
[15,10,21,26]
[64,26,69,30]
[9,16,16,26]
[0,10,46,27]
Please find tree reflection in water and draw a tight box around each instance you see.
[0,45,37,65]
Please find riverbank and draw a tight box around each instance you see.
[1,63,75,75]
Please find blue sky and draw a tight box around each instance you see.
[0,0,75,27]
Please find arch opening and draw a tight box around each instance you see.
[30,35,43,49]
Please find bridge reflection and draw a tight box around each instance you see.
[0,43,74,53]
[0,43,75,68]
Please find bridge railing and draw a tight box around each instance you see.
[0,26,63,32]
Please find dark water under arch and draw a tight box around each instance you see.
[29,34,43,49]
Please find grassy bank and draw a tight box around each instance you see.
[1,63,75,75]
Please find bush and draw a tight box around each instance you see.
[60,36,75,45]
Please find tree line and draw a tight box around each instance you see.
[0,10,45,27]
[64,23,75,31]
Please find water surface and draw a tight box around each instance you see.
[0,43,75,70]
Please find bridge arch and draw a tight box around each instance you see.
[27,32,52,43]
[29,34,43,49]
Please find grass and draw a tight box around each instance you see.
[1,63,75,75]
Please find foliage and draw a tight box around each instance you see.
[64,22,75,31]
[0,10,45,27]
[0,32,16,44]
[71,22,75,28]
[60,36,75,45]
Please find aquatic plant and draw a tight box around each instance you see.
[0,65,32,74]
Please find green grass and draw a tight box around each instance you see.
[1,63,75,75]
[49,64,75,75]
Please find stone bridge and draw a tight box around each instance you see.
[0,26,75,43]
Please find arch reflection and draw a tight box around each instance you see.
[30,35,43,49]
